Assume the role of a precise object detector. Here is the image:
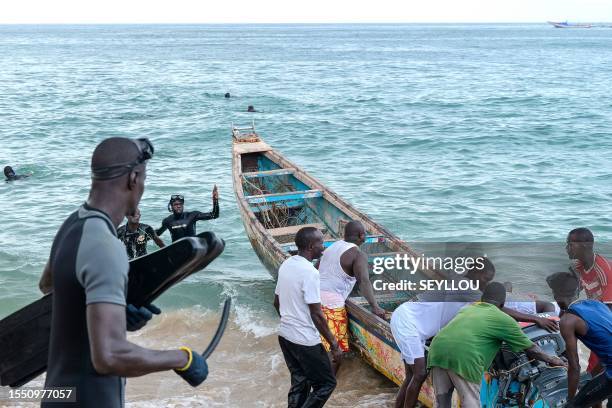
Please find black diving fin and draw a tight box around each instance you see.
[202,297,232,360]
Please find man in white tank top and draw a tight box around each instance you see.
[317,220,386,375]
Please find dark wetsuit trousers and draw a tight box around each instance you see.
[568,372,612,408]
[278,336,337,408]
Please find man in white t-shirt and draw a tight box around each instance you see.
[274,226,343,408]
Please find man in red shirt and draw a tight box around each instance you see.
[566,227,612,383]
[567,228,612,304]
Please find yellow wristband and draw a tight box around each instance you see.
[176,346,193,372]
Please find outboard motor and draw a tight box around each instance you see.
[483,315,591,408]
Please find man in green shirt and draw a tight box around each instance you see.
[427,282,566,408]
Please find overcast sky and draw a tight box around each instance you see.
[0,0,610,24]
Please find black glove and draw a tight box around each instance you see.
[126,304,161,332]
[175,346,209,387]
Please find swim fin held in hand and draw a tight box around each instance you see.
[174,297,231,387]
[126,303,161,332]
[203,297,231,359]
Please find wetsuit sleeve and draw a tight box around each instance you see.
[145,225,155,238]
[194,198,219,221]
[75,218,129,306]
[156,219,168,236]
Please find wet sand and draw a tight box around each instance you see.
[3,307,594,408]
[124,309,397,407]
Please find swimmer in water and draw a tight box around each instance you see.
[4,166,31,181]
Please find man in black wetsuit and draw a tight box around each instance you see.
[157,186,219,242]
[38,137,209,408]
[117,208,165,259]
[4,165,31,181]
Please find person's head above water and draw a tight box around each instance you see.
[481,281,507,308]
[247,105,256,112]
[465,257,496,291]
[4,165,31,181]
[168,194,185,215]
[224,92,231,98]
[344,220,366,245]
[566,227,594,262]
[547,272,580,310]
[89,137,154,225]
[295,226,325,261]
[4,166,15,179]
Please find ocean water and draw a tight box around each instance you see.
[1,24,611,406]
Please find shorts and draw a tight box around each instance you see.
[390,313,426,364]
[431,367,481,408]
[587,351,601,374]
[321,306,350,352]
[568,370,612,408]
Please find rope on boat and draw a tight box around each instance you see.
[242,174,302,230]
[242,171,314,233]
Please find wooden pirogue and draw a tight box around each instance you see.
[231,124,441,406]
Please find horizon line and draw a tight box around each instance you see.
[0,21,608,26]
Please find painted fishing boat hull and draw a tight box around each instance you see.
[231,126,439,406]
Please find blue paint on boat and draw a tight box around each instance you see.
[280,235,387,251]
[246,190,323,204]
[243,169,295,178]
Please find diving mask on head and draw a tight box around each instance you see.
[168,194,185,212]
[91,138,154,180]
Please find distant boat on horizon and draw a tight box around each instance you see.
[548,21,592,28]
